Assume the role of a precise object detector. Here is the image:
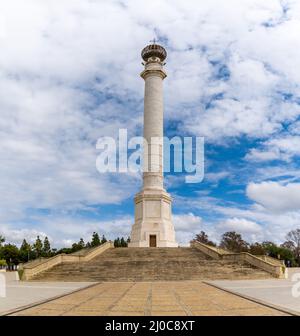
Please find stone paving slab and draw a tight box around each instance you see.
[209,269,300,316]
[0,280,95,315]
[10,281,289,316]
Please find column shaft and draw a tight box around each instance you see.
[143,71,164,190]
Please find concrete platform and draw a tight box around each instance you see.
[0,274,95,315]
[209,268,300,315]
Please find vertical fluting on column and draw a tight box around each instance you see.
[141,61,166,190]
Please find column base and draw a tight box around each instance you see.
[129,189,178,248]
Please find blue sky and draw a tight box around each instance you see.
[1,0,300,247]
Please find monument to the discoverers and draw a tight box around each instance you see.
[129,42,178,247]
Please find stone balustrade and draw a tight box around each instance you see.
[191,241,287,279]
[21,241,114,280]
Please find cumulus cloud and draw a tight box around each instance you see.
[0,226,48,246]
[289,121,300,135]
[215,203,300,244]
[173,213,203,245]
[246,136,300,162]
[218,217,262,233]
[8,214,133,248]
[173,212,202,231]
[177,187,300,244]
[217,217,263,242]
[247,181,300,212]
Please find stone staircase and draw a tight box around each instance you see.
[32,247,271,282]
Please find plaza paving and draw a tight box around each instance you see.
[10,281,288,316]
[0,275,94,315]
[209,268,300,315]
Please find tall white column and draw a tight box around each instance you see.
[129,43,178,248]
[142,58,166,190]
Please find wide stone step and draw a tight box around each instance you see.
[32,247,271,281]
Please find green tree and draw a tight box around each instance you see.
[114,237,121,248]
[120,237,127,247]
[33,236,43,258]
[42,236,51,257]
[71,238,85,252]
[220,231,249,253]
[56,247,73,254]
[193,231,216,246]
[263,241,295,265]
[0,244,19,265]
[0,235,5,247]
[249,243,266,255]
[78,238,85,249]
[114,237,128,248]
[101,235,107,244]
[19,239,33,262]
[91,232,101,247]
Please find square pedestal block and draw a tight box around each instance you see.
[129,189,178,247]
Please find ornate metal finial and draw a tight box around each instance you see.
[141,41,167,62]
[149,38,158,44]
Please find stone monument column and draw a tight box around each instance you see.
[129,43,178,248]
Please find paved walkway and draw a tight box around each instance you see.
[0,276,94,315]
[11,281,288,316]
[209,268,300,315]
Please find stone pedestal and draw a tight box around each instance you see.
[129,189,178,247]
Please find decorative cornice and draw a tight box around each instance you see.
[140,69,167,80]
[134,190,172,203]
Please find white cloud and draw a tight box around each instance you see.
[217,217,263,242]
[289,121,300,135]
[173,212,202,231]
[246,136,300,162]
[215,203,300,244]
[177,186,300,245]
[1,215,133,248]
[205,171,230,183]
[218,217,262,233]
[0,226,48,246]
[173,213,203,246]
[1,0,300,245]
[247,181,300,212]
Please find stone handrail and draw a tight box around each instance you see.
[191,241,286,278]
[257,255,285,266]
[22,241,114,280]
[191,241,223,259]
[19,257,48,269]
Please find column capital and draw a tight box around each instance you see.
[140,68,167,80]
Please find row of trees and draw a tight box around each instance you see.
[0,232,130,266]
[3,227,299,267]
[114,237,130,247]
[194,229,300,266]
[0,235,53,266]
